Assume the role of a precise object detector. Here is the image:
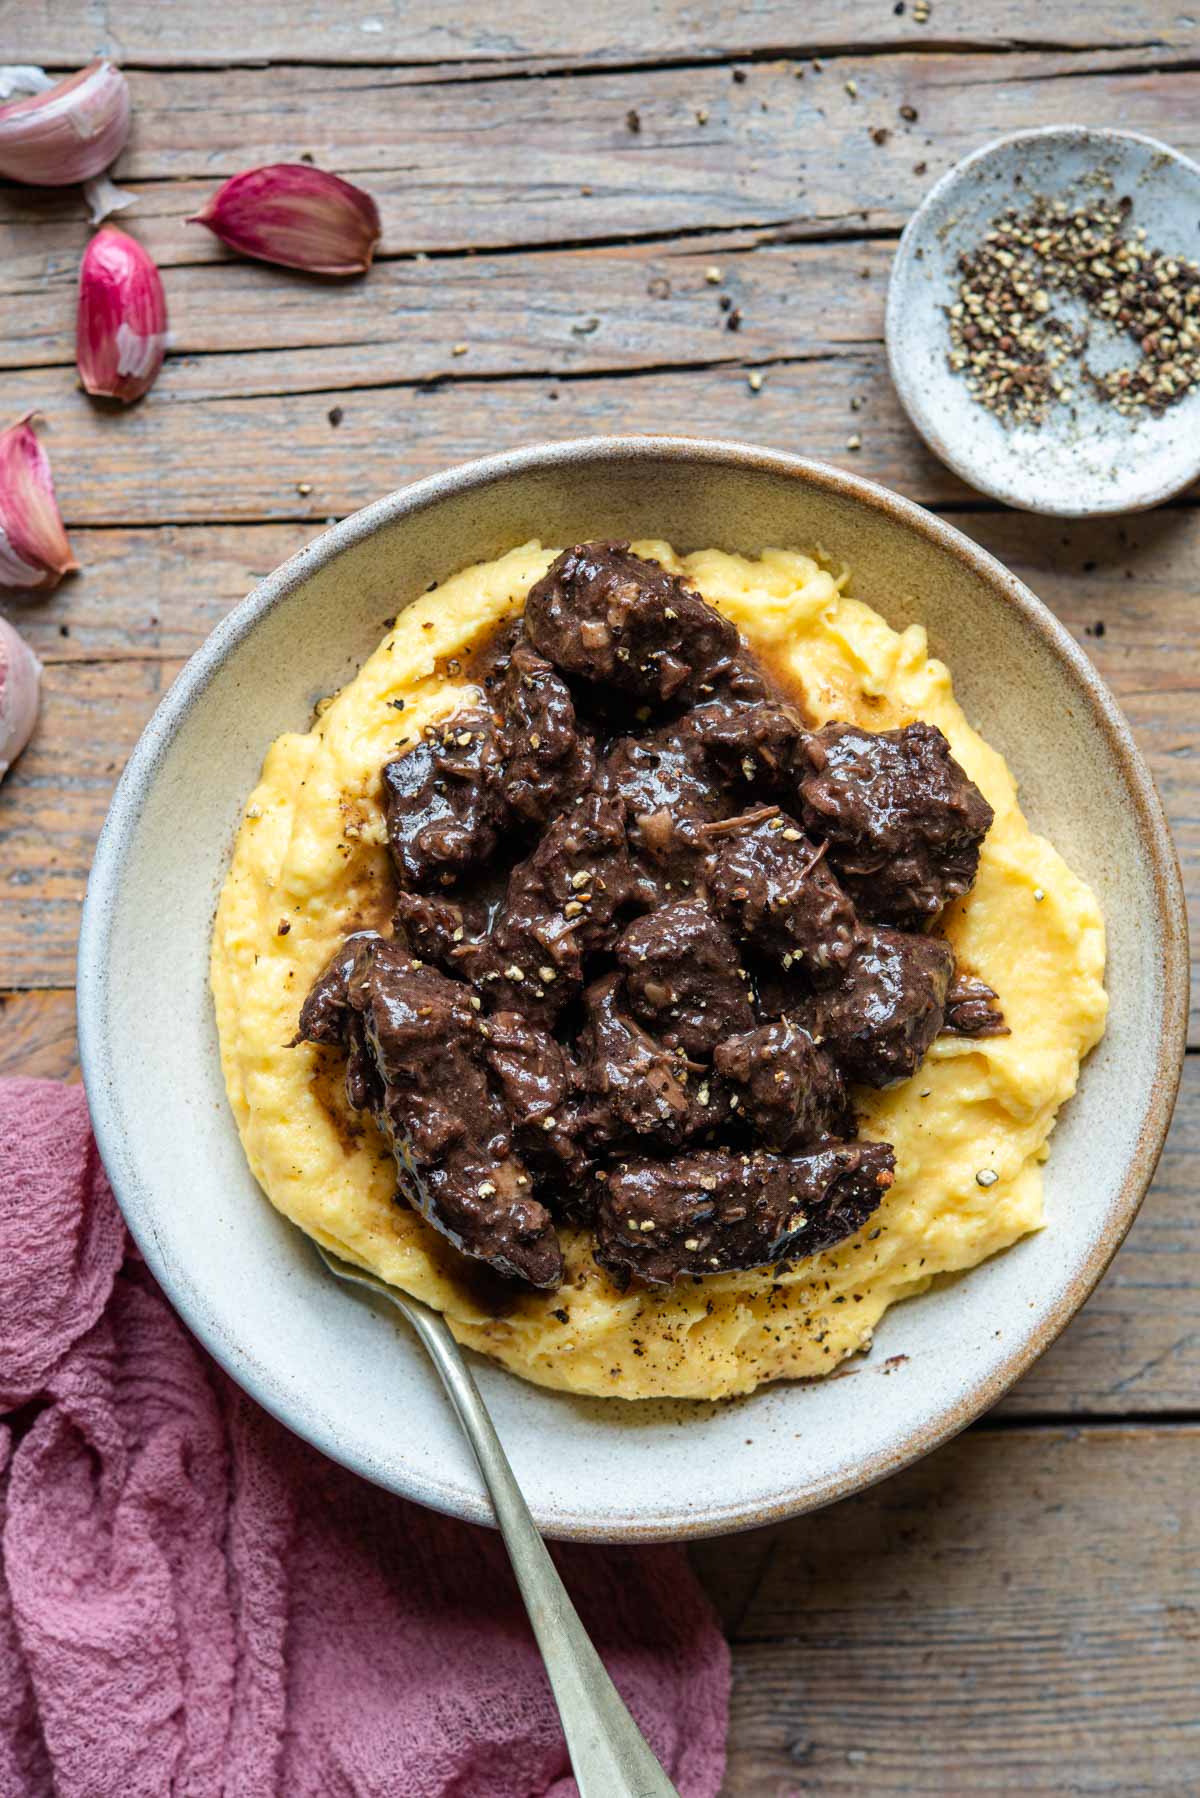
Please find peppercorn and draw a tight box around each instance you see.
[946,194,1200,425]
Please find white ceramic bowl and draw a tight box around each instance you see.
[78,438,1187,1542]
[887,127,1200,515]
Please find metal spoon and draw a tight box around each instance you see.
[314,1242,681,1798]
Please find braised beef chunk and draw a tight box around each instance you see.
[483,1008,572,1127]
[477,790,644,1019]
[294,929,387,1111]
[943,969,1009,1038]
[594,1141,895,1288]
[682,695,808,788]
[295,929,385,1044]
[616,900,754,1058]
[601,726,729,890]
[298,542,1003,1295]
[483,1009,593,1195]
[798,720,993,921]
[340,937,562,1289]
[576,973,728,1148]
[805,925,954,1087]
[524,542,741,703]
[383,712,506,890]
[405,792,645,1025]
[714,1015,852,1148]
[494,638,596,824]
[393,889,490,973]
[708,814,859,979]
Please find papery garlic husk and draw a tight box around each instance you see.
[77,227,168,403]
[84,171,137,225]
[0,613,42,780]
[0,417,78,591]
[187,163,382,276]
[0,60,131,187]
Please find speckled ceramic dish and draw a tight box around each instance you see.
[887,127,1200,515]
[78,438,1187,1542]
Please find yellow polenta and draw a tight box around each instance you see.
[211,541,1107,1400]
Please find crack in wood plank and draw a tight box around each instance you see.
[5,3,1192,71]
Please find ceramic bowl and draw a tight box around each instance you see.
[78,438,1187,1542]
[887,127,1200,515]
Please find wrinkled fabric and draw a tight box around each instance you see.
[0,1079,730,1798]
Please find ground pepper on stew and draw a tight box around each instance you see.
[296,544,1001,1294]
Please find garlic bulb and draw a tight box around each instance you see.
[0,614,42,781]
[0,60,131,187]
[77,227,168,403]
[187,163,382,276]
[0,416,78,591]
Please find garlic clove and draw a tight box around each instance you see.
[0,60,131,188]
[187,163,382,276]
[0,416,78,591]
[77,227,168,404]
[0,613,42,781]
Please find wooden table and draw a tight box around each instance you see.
[2,6,1197,1790]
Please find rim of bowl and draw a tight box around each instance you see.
[77,435,1189,1542]
[886,125,1200,517]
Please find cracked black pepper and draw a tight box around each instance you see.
[946,194,1200,426]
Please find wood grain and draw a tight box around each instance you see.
[1,56,1198,278]
[0,237,892,388]
[0,990,79,1082]
[5,2,1195,69]
[3,354,970,527]
[693,1423,1200,1795]
[0,657,177,988]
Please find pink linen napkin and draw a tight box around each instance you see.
[0,1077,730,1798]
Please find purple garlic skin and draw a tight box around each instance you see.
[0,416,78,592]
[187,163,382,277]
[0,61,130,187]
[77,227,169,404]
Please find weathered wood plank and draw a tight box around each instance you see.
[2,523,317,661]
[0,237,891,390]
[3,511,1197,1018]
[3,2,1193,69]
[0,989,79,1081]
[0,657,177,989]
[691,1424,1200,1795]
[2,353,971,523]
[1,57,1198,275]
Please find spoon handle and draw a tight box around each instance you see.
[401,1298,681,1798]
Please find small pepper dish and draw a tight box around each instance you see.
[887,126,1200,516]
